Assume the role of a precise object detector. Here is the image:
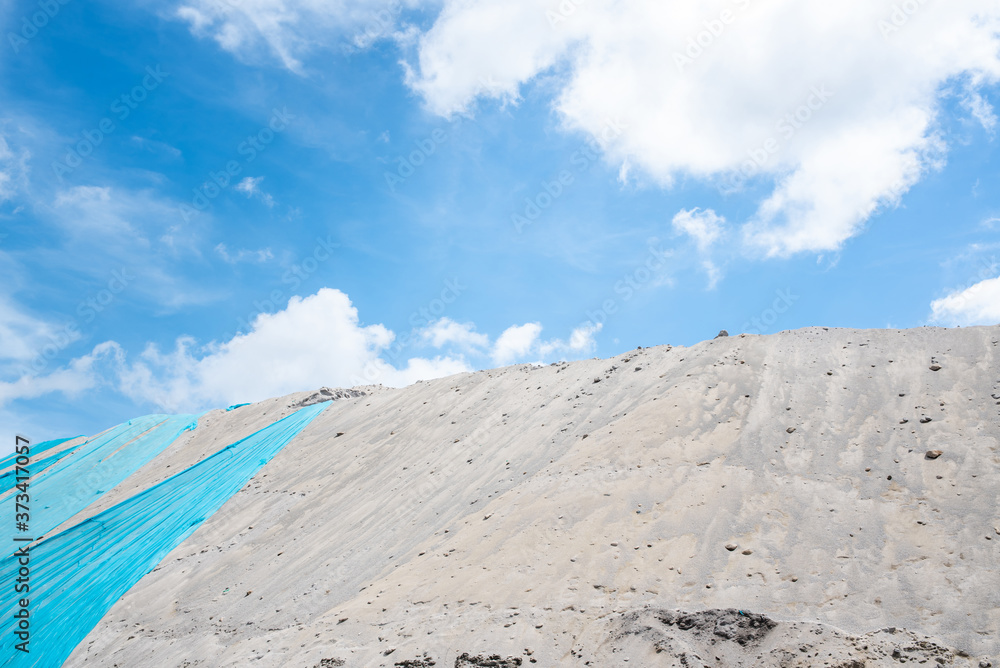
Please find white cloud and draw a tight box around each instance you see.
[420,317,489,350]
[51,185,200,250]
[174,0,420,71]
[492,321,602,366]
[0,286,606,411]
[0,134,29,203]
[0,144,13,202]
[49,185,221,309]
[169,2,1000,257]
[491,322,543,366]
[215,243,274,264]
[403,0,1000,257]
[235,176,275,207]
[962,88,998,133]
[129,136,183,159]
[0,274,105,407]
[930,276,1000,326]
[702,260,722,290]
[0,342,118,407]
[0,296,69,367]
[114,288,470,411]
[539,321,602,359]
[672,208,724,251]
[672,208,726,287]
[53,186,132,235]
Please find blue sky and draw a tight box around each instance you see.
[1,0,999,446]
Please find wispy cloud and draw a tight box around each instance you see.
[672,208,725,252]
[0,342,118,406]
[174,0,414,71]
[0,133,29,203]
[235,176,275,207]
[128,136,183,159]
[672,208,727,288]
[962,88,998,134]
[47,185,223,309]
[215,243,274,264]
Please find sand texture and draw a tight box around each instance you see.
[59,326,999,667]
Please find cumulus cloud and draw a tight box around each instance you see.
[404,0,1000,256]
[491,322,543,366]
[540,321,602,359]
[115,288,469,411]
[930,276,1000,326]
[0,288,605,411]
[420,317,489,350]
[492,321,601,366]
[171,2,1000,257]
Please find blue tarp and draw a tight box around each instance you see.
[0,402,327,667]
[0,437,78,471]
[0,442,84,495]
[0,415,199,540]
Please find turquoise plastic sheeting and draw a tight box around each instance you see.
[0,445,84,494]
[226,403,251,411]
[0,437,78,471]
[0,414,199,540]
[0,402,327,667]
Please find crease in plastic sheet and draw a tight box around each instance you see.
[0,401,328,667]
[0,414,200,539]
[0,437,78,471]
[0,439,82,493]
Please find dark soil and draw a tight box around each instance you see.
[454,653,523,667]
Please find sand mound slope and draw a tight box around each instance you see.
[61,326,999,667]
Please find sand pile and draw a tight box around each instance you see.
[54,326,998,667]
